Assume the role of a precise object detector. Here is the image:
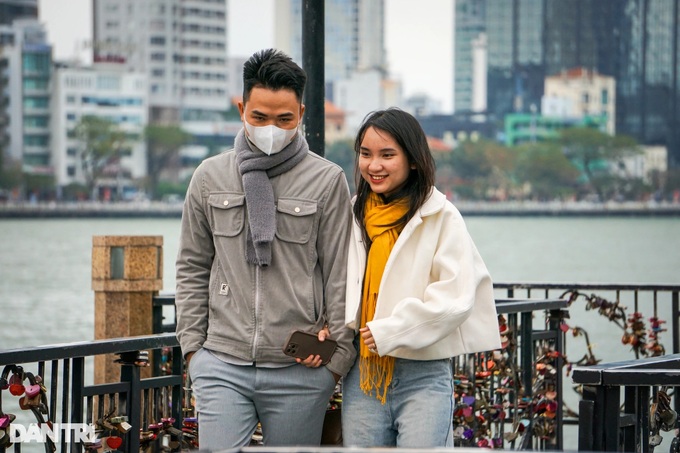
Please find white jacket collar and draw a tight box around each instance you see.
[419,187,447,217]
[351,187,447,217]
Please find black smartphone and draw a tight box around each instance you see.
[283,330,338,365]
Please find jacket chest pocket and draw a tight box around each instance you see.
[208,193,245,237]
[275,198,317,244]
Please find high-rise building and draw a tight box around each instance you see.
[453,0,485,113]
[453,0,680,167]
[0,18,52,176]
[274,0,386,98]
[0,0,37,26]
[92,0,229,123]
[50,64,148,198]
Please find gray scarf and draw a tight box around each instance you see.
[235,128,308,266]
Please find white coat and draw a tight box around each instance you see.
[345,188,502,360]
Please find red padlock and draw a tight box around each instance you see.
[106,436,123,449]
[8,374,24,396]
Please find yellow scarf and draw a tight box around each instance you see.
[359,192,408,404]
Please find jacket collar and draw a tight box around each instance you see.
[418,187,446,218]
[351,187,447,218]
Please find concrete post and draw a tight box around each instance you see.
[91,235,163,383]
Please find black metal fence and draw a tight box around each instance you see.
[495,283,680,452]
[0,334,186,453]
[573,353,680,452]
[2,282,679,452]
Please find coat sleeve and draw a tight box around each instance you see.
[175,165,213,358]
[367,209,496,356]
[316,171,357,377]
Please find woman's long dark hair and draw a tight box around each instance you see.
[353,108,436,248]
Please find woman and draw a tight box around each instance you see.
[341,108,501,447]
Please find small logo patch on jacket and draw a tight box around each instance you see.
[219,283,229,295]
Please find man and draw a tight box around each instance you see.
[175,48,355,450]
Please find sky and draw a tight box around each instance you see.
[37,0,453,112]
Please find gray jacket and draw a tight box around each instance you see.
[175,148,356,377]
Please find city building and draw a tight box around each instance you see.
[503,112,608,147]
[274,0,386,99]
[92,0,230,124]
[543,68,616,135]
[0,0,37,26]
[50,64,148,199]
[324,100,347,143]
[453,0,485,113]
[452,0,680,166]
[332,69,385,135]
[0,18,52,176]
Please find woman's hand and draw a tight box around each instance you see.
[360,326,377,354]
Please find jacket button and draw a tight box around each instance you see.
[223,200,229,206]
[294,207,300,213]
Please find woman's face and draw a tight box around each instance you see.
[358,126,413,197]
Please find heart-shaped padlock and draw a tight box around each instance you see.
[24,384,41,398]
[106,435,123,449]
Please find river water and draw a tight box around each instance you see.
[1,216,678,349]
[0,215,678,450]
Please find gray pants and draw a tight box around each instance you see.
[189,348,336,451]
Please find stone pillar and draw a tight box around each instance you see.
[91,236,163,384]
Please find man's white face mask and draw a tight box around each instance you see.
[244,121,298,155]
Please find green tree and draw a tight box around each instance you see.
[559,128,639,201]
[438,139,515,200]
[144,124,190,200]
[74,115,127,200]
[514,142,580,200]
[0,154,22,192]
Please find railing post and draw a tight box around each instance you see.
[120,364,142,452]
[91,236,163,383]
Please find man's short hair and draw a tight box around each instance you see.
[242,49,307,104]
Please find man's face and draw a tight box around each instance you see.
[238,86,305,131]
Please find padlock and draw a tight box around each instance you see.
[164,425,183,437]
[84,438,102,451]
[660,409,678,432]
[105,435,123,450]
[25,383,42,398]
[8,373,25,396]
[114,420,132,433]
[109,415,127,424]
[19,393,42,410]
[650,433,663,447]
[0,414,13,429]
[161,433,170,448]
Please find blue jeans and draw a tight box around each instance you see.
[342,354,454,447]
[189,348,337,451]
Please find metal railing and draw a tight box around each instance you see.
[0,334,185,453]
[572,353,680,452]
[156,294,572,450]
[2,282,678,452]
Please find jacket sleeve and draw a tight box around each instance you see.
[367,209,495,356]
[316,171,357,377]
[175,166,213,358]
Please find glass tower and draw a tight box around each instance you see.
[453,0,680,166]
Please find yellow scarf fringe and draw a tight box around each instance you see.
[359,192,408,404]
